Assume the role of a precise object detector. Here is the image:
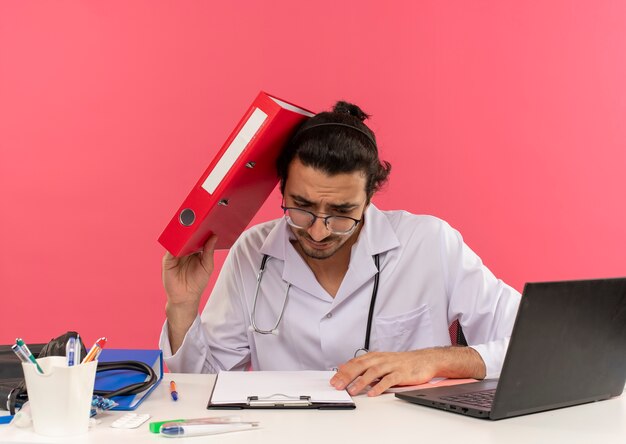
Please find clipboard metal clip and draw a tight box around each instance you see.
[247,394,312,407]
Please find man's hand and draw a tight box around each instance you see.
[162,235,218,354]
[330,347,486,397]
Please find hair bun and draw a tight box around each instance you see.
[332,101,370,122]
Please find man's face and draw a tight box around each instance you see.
[283,158,368,260]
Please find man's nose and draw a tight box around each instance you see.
[307,216,331,241]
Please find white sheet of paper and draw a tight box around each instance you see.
[210,371,353,405]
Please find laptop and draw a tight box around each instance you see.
[395,277,626,420]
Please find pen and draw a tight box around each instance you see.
[169,381,178,401]
[160,422,259,437]
[74,334,82,364]
[66,337,76,366]
[82,337,107,364]
[11,344,31,365]
[15,339,43,374]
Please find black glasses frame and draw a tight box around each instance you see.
[281,206,362,235]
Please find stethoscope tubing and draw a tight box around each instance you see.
[250,253,381,356]
[249,255,290,335]
[362,253,380,353]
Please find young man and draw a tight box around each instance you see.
[160,101,521,397]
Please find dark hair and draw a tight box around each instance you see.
[276,101,391,201]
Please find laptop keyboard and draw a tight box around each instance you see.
[441,389,496,409]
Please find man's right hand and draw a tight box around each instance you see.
[162,235,218,354]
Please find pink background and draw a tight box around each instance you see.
[1,1,625,348]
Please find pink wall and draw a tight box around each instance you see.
[1,1,625,348]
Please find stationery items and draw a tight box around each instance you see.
[14,339,43,374]
[65,336,81,366]
[10,344,31,365]
[170,380,178,401]
[82,337,107,364]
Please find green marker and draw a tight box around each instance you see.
[16,338,44,374]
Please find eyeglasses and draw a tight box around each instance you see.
[281,206,362,235]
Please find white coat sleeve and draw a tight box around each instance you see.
[158,244,252,373]
[439,223,521,379]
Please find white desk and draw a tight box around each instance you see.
[1,373,624,443]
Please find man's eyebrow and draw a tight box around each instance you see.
[290,194,313,205]
[289,194,359,210]
[330,203,360,211]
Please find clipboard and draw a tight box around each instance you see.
[207,371,355,410]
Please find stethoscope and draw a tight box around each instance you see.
[249,254,381,357]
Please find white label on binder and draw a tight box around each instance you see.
[202,108,268,195]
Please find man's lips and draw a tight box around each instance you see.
[303,237,333,249]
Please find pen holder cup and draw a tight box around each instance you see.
[22,356,98,437]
